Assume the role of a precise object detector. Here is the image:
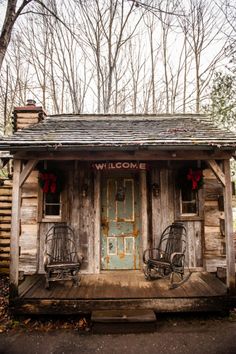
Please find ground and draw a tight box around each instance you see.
[1,275,236,354]
[0,275,89,332]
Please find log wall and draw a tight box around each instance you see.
[0,179,12,273]
[203,168,226,272]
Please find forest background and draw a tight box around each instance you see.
[0,0,235,134]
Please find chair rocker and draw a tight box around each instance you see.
[143,222,191,289]
[44,223,83,289]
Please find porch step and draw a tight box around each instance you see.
[91,309,157,334]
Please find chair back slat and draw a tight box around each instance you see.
[159,223,186,262]
[46,224,78,264]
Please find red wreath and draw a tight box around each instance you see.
[187,168,203,190]
[39,172,58,193]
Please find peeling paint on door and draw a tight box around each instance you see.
[101,174,140,270]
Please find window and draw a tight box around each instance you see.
[180,188,198,215]
[43,190,61,218]
[38,162,64,220]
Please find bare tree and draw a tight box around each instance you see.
[179,0,228,112]
[78,0,144,113]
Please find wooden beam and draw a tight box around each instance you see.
[140,170,149,261]
[14,150,233,161]
[94,171,101,274]
[10,159,22,298]
[223,159,235,293]
[207,160,225,186]
[19,160,38,187]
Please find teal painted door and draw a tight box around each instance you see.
[101,174,140,270]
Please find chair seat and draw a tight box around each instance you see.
[46,262,81,270]
[148,259,170,267]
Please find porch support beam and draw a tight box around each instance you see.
[94,171,101,274]
[19,159,38,187]
[207,160,225,186]
[15,150,232,161]
[223,159,235,293]
[10,159,22,298]
[140,170,149,262]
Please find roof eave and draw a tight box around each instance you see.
[1,143,236,153]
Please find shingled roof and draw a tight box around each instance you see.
[1,114,236,151]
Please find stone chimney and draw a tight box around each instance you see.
[13,99,46,132]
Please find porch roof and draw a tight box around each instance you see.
[1,114,236,151]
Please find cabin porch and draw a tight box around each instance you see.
[11,271,234,315]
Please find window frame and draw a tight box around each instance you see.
[42,190,62,220]
[37,163,66,223]
[174,171,204,222]
[180,188,199,216]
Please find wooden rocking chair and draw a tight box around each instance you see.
[143,222,191,289]
[44,223,83,289]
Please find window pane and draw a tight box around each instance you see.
[44,191,61,217]
[182,202,197,214]
[45,193,60,204]
[181,189,198,215]
[182,188,195,202]
[45,204,60,216]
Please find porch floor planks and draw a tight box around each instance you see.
[18,274,41,298]
[19,271,227,301]
[178,272,218,297]
[199,272,227,295]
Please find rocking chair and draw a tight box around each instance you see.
[44,223,83,289]
[143,222,191,289]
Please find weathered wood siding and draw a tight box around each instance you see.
[19,170,39,274]
[0,179,12,273]
[150,167,175,248]
[18,162,230,275]
[203,168,226,272]
[150,165,203,269]
[68,162,94,273]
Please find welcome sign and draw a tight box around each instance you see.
[92,161,147,171]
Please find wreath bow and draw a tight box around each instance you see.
[39,171,59,193]
[187,168,203,190]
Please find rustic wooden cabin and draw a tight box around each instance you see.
[0,101,236,315]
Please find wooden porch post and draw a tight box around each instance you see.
[223,159,235,292]
[140,170,149,259]
[94,171,101,273]
[10,159,21,298]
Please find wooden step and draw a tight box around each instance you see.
[91,309,157,334]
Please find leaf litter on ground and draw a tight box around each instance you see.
[0,275,91,333]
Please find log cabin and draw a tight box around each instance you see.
[0,100,236,315]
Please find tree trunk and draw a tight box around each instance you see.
[0,1,18,70]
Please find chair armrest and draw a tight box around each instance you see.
[77,253,84,264]
[143,248,164,263]
[44,252,49,269]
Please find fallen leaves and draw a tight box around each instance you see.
[0,275,91,333]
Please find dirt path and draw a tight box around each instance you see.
[1,315,236,354]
